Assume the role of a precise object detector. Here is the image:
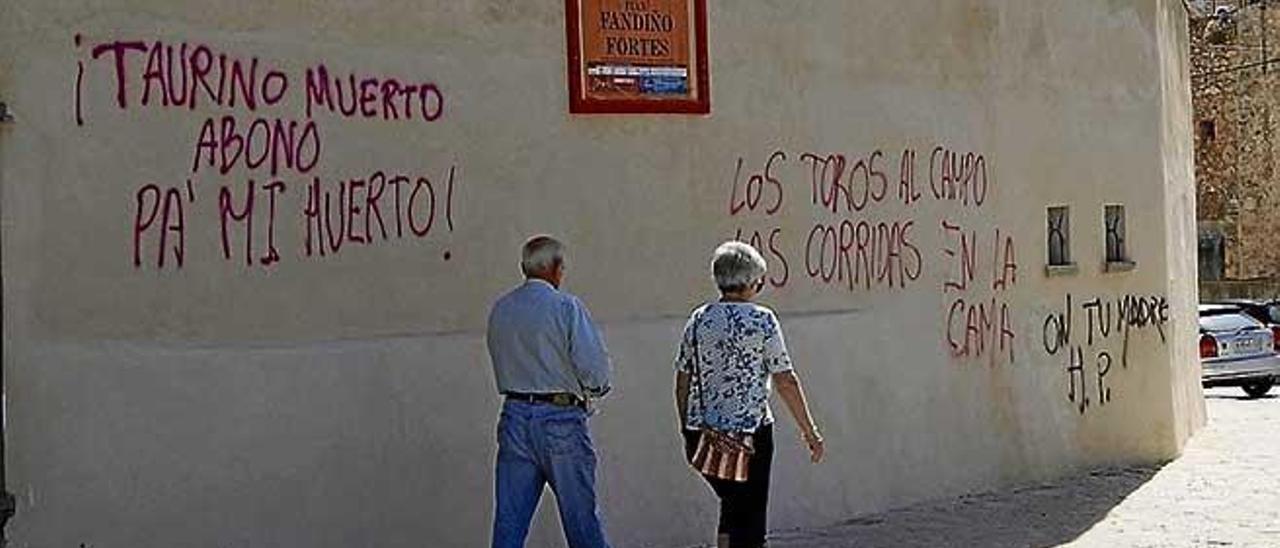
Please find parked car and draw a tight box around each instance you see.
[1207,298,1280,326]
[1199,304,1280,398]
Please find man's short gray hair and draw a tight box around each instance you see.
[521,235,564,276]
[712,241,767,292]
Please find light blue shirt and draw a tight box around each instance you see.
[486,279,612,398]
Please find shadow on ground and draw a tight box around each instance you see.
[764,465,1164,548]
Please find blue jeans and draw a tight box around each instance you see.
[492,400,611,548]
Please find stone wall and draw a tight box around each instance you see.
[1192,0,1280,282]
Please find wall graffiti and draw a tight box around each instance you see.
[942,221,1017,366]
[727,146,1017,367]
[75,35,459,271]
[726,147,1169,413]
[1042,293,1170,414]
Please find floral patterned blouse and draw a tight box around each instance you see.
[675,301,793,434]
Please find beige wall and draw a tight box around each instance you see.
[0,1,1203,546]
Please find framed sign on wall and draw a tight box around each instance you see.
[565,0,710,114]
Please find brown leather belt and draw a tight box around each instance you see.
[505,392,585,408]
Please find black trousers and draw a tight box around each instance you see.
[683,423,774,548]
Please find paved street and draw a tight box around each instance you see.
[764,388,1280,548]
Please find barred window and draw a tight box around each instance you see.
[1047,206,1071,266]
[1104,205,1127,263]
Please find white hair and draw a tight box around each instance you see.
[712,241,767,291]
[521,235,564,276]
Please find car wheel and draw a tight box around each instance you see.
[1243,380,1274,398]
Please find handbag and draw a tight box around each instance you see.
[687,305,755,483]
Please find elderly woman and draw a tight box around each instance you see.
[674,241,824,548]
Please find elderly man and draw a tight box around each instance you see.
[486,235,613,548]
